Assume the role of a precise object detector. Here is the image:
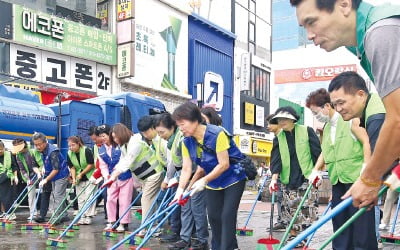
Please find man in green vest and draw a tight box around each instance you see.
[306,88,377,249]
[268,106,321,247]
[11,138,43,220]
[290,0,400,208]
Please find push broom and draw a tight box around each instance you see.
[103,191,143,238]
[237,175,269,236]
[256,190,280,250]
[46,185,106,247]
[381,194,400,244]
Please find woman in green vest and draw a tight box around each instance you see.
[268,106,321,248]
[0,140,18,219]
[67,136,96,225]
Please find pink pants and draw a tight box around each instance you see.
[106,177,134,224]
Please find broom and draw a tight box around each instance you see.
[237,175,269,236]
[256,190,280,250]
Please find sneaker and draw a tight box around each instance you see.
[73,210,79,216]
[160,233,180,243]
[191,239,209,250]
[78,217,86,225]
[104,223,113,231]
[168,239,190,250]
[27,215,33,221]
[116,224,125,232]
[34,216,45,223]
[379,223,388,230]
[84,217,92,225]
[272,222,285,231]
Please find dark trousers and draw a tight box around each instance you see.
[39,191,52,218]
[206,179,245,250]
[0,181,13,212]
[157,187,181,234]
[332,182,378,250]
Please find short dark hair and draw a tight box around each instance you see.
[328,71,369,95]
[172,102,203,123]
[305,88,332,108]
[200,107,222,126]
[290,0,362,12]
[265,114,278,125]
[12,138,27,147]
[154,113,176,130]
[274,106,300,121]
[137,115,155,132]
[96,124,111,136]
[88,126,97,136]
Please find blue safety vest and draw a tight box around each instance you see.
[42,144,69,181]
[99,145,131,181]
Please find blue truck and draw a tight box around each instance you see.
[0,85,166,156]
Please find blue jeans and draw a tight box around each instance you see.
[180,189,209,243]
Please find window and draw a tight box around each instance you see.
[246,65,270,102]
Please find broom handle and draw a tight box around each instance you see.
[142,189,163,223]
[5,183,30,215]
[111,191,143,228]
[269,191,275,238]
[6,178,40,218]
[111,191,192,250]
[243,175,269,228]
[28,185,43,223]
[303,201,331,249]
[278,183,313,249]
[138,204,181,249]
[57,187,105,239]
[47,184,76,224]
[317,186,388,250]
[389,194,400,235]
[144,188,171,237]
[48,181,92,224]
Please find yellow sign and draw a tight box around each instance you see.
[250,139,272,157]
[117,0,133,21]
[244,102,255,125]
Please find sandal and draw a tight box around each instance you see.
[287,235,306,248]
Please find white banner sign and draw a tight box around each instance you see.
[10,44,112,95]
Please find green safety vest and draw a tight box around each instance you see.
[68,146,94,179]
[365,93,386,126]
[123,136,164,180]
[170,129,183,166]
[0,151,13,179]
[153,136,167,168]
[322,116,364,185]
[347,2,400,81]
[277,124,314,184]
[16,149,43,182]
